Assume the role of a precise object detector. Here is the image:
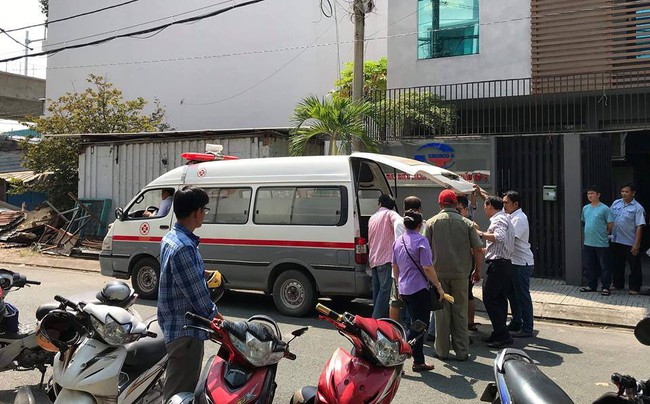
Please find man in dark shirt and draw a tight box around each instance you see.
[157,185,219,401]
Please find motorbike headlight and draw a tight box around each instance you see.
[90,315,137,346]
[230,331,284,367]
[361,330,408,367]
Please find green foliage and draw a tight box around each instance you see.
[370,91,456,140]
[332,57,387,100]
[289,95,379,156]
[39,0,48,16]
[17,74,169,208]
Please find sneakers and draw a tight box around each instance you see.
[481,335,496,343]
[511,330,534,338]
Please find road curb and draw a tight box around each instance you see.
[474,299,648,329]
[0,259,100,274]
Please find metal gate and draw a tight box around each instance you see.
[496,135,565,279]
[581,135,613,205]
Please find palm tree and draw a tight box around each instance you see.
[289,95,379,156]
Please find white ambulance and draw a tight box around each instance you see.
[99,150,473,316]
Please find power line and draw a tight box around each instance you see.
[184,12,344,106]
[0,0,266,64]
[0,28,31,50]
[4,0,141,34]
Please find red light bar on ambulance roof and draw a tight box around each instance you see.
[181,152,238,162]
[181,144,239,162]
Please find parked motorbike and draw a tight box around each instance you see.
[290,303,426,404]
[481,317,650,404]
[167,311,308,404]
[42,293,167,404]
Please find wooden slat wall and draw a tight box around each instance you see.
[532,0,650,88]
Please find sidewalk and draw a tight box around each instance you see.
[1,247,648,327]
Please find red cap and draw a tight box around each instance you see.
[438,189,458,205]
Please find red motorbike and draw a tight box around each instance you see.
[291,304,426,404]
[168,312,307,404]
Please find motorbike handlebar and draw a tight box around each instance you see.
[612,373,637,389]
[25,280,41,285]
[316,303,343,322]
[185,312,213,328]
[54,295,79,310]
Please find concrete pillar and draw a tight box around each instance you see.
[564,134,583,285]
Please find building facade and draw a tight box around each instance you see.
[45,0,387,130]
[382,0,650,285]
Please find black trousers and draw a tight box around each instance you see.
[402,287,431,365]
[610,242,642,291]
[482,259,513,341]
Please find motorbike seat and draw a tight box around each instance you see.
[503,358,574,404]
[123,317,166,372]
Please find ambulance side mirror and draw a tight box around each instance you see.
[115,207,126,221]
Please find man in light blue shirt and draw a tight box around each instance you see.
[610,183,646,294]
[580,186,614,295]
[144,188,174,218]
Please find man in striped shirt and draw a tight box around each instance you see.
[477,196,515,348]
[368,194,401,319]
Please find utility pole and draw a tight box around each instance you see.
[351,0,373,152]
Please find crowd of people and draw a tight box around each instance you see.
[153,182,648,397]
[368,186,536,371]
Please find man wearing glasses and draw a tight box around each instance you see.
[157,185,220,401]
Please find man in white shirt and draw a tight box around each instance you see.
[502,191,535,338]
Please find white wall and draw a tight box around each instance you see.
[46,0,387,130]
[387,0,531,89]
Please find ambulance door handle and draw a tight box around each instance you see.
[160,225,170,230]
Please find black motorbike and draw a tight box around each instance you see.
[481,317,650,404]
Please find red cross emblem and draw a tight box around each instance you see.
[140,222,150,235]
[197,168,207,177]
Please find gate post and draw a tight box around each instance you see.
[563,134,583,285]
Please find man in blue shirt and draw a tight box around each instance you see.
[610,183,646,295]
[157,185,219,401]
[580,185,614,296]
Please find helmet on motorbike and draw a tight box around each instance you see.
[35,310,83,353]
[205,270,225,303]
[96,281,134,305]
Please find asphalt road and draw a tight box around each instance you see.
[0,265,648,404]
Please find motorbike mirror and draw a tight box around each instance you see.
[410,320,427,334]
[291,327,309,337]
[634,317,650,346]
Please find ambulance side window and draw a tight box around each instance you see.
[204,187,252,224]
[253,186,346,226]
[125,189,166,220]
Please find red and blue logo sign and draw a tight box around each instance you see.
[414,143,455,169]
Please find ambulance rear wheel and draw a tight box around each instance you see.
[132,257,160,300]
[273,270,316,317]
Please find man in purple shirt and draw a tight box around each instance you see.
[393,210,445,372]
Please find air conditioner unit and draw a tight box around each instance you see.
[611,132,626,161]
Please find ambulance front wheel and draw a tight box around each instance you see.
[132,257,160,300]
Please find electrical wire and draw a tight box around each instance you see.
[0,28,31,50]
[184,12,344,106]
[0,0,266,64]
[321,0,333,18]
[3,0,141,34]
[0,0,236,57]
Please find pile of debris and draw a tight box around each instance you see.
[0,193,111,257]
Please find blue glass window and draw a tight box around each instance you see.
[417,0,479,59]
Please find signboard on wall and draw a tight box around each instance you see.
[383,139,492,188]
